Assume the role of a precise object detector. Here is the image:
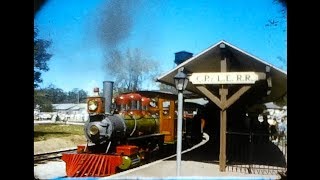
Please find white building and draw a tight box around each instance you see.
[52,103,88,122]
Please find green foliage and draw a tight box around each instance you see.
[66,88,88,103]
[42,84,67,103]
[34,27,52,88]
[40,103,53,112]
[34,84,88,111]
[34,90,53,112]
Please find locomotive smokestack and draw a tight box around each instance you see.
[103,81,114,114]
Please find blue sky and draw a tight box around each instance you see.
[34,0,287,93]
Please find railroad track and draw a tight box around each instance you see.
[34,148,77,163]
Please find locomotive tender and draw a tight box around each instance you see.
[62,81,202,177]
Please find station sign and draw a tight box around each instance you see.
[189,72,265,84]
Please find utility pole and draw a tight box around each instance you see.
[77,91,80,104]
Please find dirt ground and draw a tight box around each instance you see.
[34,135,86,154]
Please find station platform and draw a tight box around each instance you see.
[51,133,280,180]
[100,160,280,179]
[52,160,279,180]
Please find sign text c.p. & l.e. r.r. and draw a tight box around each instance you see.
[189,72,265,84]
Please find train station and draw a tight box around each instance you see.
[34,40,287,179]
[157,40,287,174]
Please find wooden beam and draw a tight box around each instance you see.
[256,72,267,80]
[219,55,228,172]
[224,86,251,109]
[221,57,227,72]
[219,109,227,172]
[196,85,223,109]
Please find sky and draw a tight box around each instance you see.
[34,0,287,93]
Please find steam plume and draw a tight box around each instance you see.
[97,0,142,49]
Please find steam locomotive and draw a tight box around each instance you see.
[62,81,203,177]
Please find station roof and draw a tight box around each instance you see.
[157,40,287,104]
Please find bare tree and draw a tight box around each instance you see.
[264,0,287,72]
[266,0,287,27]
[105,48,160,93]
[275,0,287,11]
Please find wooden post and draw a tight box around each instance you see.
[219,57,228,172]
[219,112,227,171]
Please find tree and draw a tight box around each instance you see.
[39,85,89,104]
[66,88,88,103]
[34,84,89,112]
[34,84,64,111]
[34,90,53,112]
[264,0,287,72]
[265,0,287,28]
[105,48,160,93]
[44,84,67,103]
[275,0,287,11]
[78,89,88,103]
[265,0,287,108]
[34,0,48,18]
[34,27,52,88]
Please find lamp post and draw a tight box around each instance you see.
[174,68,189,176]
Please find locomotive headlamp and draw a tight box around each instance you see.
[89,125,99,135]
[88,100,98,111]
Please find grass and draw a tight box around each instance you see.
[34,124,85,142]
